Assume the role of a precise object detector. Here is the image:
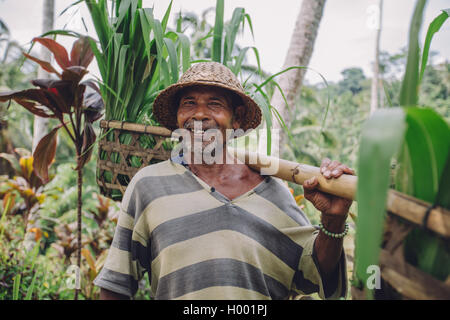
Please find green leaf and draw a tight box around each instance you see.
[399,0,426,107]
[271,105,295,147]
[212,0,224,62]
[419,10,449,83]
[85,0,112,51]
[224,7,245,65]
[175,32,191,73]
[404,228,450,281]
[163,37,179,84]
[399,108,450,203]
[435,154,450,209]
[161,0,173,32]
[13,274,21,300]
[244,13,255,40]
[87,37,106,80]
[355,108,406,299]
[116,0,132,29]
[25,271,38,300]
[232,46,251,75]
[117,45,129,97]
[139,8,151,56]
[251,87,272,155]
[38,29,84,39]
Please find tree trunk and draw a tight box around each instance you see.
[258,0,326,156]
[370,0,383,115]
[32,0,54,153]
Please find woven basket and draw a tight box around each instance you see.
[351,190,450,300]
[96,120,173,201]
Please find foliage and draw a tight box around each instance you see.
[0,36,103,178]
[353,0,450,299]
[78,0,190,123]
[0,149,54,233]
[0,18,37,175]
[338,68,366,95]
[0,189,118,300]
[0,36,104,299]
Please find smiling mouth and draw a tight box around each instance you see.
[186,127,220,135]
[191,128,205,135]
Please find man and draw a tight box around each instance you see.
[94,62,353,300]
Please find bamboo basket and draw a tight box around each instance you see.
[96,120,173,201]
[351,191,450,300]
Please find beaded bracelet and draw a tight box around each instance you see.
[318,222,349,239]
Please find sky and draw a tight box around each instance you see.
[0,0,449,84]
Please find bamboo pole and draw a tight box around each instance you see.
[232,149,357,200]
[232,149,450,238]
[100,120,172,137]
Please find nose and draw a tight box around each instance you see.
[191,101,210,122]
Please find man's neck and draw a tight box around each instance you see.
[185,148,240,176]
[182,147,265,201]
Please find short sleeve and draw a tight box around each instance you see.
[291,229,348,300]
[93,203,150,297]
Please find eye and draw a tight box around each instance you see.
[182,100,195,106]
[208,101,222,107]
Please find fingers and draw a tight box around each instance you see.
[303,176,332,213]
[320,158,331,174]
[320,159,355,179]
[302,176,319,202]
[322,160,340,178]
[342,166,356,176]
[303,176,319,191]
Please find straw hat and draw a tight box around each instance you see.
[153,62,262,131]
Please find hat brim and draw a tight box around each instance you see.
[153,80,262,131]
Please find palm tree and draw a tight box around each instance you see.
[258,0,327,155]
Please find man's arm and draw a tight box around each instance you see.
[302,158,354,294]
[313,213,346,277]
[99,288,130,300]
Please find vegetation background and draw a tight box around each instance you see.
[0,0,448,300]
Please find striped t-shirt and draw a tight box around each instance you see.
[93,159,347,299]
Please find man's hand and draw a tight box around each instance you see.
[304,158,355,289]
[302,158,355,221]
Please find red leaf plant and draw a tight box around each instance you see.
[0,36,103,300]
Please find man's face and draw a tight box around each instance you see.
[176,86,241,149]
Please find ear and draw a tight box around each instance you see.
[232,105,245,130]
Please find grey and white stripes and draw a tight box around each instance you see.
[94,160,347,299]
